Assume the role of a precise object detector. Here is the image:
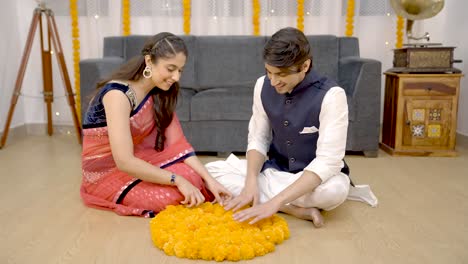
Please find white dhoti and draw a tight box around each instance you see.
[206,154,378,211]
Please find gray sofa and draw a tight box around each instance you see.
[80,35,381,157]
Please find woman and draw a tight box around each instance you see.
[80,32,231,217]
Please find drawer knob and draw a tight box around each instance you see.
[426,87,432,91]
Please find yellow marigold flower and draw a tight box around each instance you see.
[149,202,289,261]
[162,241,175,256]
[226,244,241,261]
[240,244,255,260]
[173,241,187,258]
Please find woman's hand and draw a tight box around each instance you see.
[224,182,259,212]
[204,178,233,206]
[175,176,205,207]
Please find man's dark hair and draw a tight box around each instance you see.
[263,27,312,72]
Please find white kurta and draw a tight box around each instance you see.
[206,76,378,210]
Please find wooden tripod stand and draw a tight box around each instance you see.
[0,4,82,149]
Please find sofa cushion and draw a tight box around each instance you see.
[307,35,339,81]
[195,36,266,90]
[176,88,196,122]
[191,88,253,121]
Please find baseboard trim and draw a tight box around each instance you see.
[1,124,77,145]
[2,124,468,149]
[457,133,468,147]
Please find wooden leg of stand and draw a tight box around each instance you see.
[0,10,41,149]
[40,16,54,136]
[47,12,82,144]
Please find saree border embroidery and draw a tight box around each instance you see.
[113,178,142,203]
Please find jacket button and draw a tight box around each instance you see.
[290,157,296,163]
[286,140,292,146]
[283,120,289,127]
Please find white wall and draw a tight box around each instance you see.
[0,1,25,131]
[419,1,468,136]
[1,1,467,136]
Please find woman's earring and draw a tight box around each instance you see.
[143,66,152,78]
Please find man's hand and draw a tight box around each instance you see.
[232,200,281,224]
[224,183,259,212]
[204,178,233,206]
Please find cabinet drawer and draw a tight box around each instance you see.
[402,78,457,96]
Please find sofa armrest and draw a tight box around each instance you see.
[339,56,382,153]
[339,57,380,97]
[79,57,125,122]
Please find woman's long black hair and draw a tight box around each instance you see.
[96,32,188,151]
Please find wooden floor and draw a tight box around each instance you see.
[1,135,467,264]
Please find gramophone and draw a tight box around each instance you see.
[389,0,462,73]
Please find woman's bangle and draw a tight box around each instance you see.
[170,174,176,185]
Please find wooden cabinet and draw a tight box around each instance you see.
[380,72,463,156]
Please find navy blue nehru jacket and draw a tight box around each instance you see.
[260,70,350,175]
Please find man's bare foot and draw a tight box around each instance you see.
[307,207,324,228]
[280,205,324,228]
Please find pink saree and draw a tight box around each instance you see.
[81,88,213,217]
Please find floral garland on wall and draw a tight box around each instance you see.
[345,0,355,36]
[122,0,131,36]
[396,16,404,48]
[297,0,304,32]
[69,0,80,121]
[183,0,191,35]
[252,0,260,36]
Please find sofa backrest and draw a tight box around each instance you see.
[103,35,198,89]
[307,35,339,81]
[195,36,266,91]
[102,34,359,90]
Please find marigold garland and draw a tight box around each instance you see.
[149,202,290,261]
[345,0,355,37]
[183,0,191,35]
[122,0,131,36]
[297,0,304,32]
[252,0,261,36]
[69,0,80,121]
[396,15,404,48]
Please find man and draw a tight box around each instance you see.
[206,27,376,228]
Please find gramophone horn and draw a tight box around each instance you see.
[390,0,444,41]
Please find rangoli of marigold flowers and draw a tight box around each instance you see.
[149,202,290,261]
